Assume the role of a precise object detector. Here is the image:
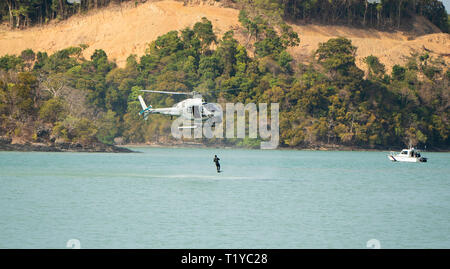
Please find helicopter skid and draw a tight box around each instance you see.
[178,126,198,129]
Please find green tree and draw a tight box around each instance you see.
[96,110,119,144]
[392,65,406,80]
[316,37,357,74]
[39,97,67,123]
[193,17,217,53]
[364,55,385,78]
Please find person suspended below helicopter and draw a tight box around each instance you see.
[213,155,221,173]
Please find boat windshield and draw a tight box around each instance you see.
[401,151,408,155]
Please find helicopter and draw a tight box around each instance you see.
[138,90,225,129]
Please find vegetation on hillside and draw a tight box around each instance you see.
[0,16,448,149]
[236,0,449,33]
[1,1,448,33]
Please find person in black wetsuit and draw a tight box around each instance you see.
[213,155,220,173]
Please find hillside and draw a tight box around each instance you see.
[0,0,449,151]
[0,1,238,67]
[288,19,450,73]
[0,0,448,72]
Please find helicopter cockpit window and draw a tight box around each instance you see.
[204,103,221,113]
[193,106,201,119]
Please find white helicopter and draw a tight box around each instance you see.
[138,90,225,128]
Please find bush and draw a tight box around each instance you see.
[392,65,406,81]
[39,98,67,123]
[53,117,98,144]
[96,110,119,145]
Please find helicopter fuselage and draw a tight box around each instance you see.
[141,97,221,122]
[176,98,206,120]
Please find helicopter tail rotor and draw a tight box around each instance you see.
[138,95,153,120]
[138,95,148,111]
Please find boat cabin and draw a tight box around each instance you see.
[400,148,421,158]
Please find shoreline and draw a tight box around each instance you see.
[1,140,448,153]
[0,140,135,153]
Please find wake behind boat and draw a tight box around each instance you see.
[388,147,428,163]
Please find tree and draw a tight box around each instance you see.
[96,110,119,144]
[20,49,35,71]
[315,37,358,76]
[254,27,283,57]
[148,31,184,57]
[215,31,239,77]
[53,116,98,144]
[392,65,406,80]
[0,55,24,71]
[39,73,67,98]
[277,50,293,72]
[364,55,385,78]
[193,17,217,53]
[39,97,67,123]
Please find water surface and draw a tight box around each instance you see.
[0,148,449,248]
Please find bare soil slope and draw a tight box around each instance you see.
[288,16,450,72]
[0,1,239,67]
[0,0,448,71]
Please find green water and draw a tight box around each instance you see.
[0,147,449,248]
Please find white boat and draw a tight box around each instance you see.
[388,147,427,162]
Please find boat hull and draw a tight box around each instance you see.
[387,155,427,162]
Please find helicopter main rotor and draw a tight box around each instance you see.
[140,88,242,101]
[140,90,203,99]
